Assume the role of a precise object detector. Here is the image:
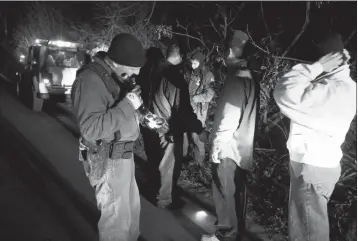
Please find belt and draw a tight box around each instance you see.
[80,138,134,160]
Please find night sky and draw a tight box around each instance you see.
[0,1,356,59]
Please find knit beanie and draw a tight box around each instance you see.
[107,33,145,67]
[227,30,249,49]
[145,47,164,63]
[317,32,344,56]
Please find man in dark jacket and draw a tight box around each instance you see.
[137,47,165,162]
[148,44,208,208]
[201,30,258,241]
[71,33,145,241]
[183,51,215,164]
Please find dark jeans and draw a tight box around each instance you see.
[289,161,341,241]
[212,158,248,241]
[142,128,183,206]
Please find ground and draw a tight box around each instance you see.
[0,153,71,241]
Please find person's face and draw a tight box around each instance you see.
[226,46,243,60]
[168,48,182,65]
[175,52,183,65]
[225,47,245,67]
[190,59,200,70]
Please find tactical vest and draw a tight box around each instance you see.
[75,59,135,159]
[76,60,131,140]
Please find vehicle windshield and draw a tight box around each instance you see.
[46,50,81,68]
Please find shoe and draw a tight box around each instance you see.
[201,234,221,241]
[156,197,186,210]
[156,199,172,209]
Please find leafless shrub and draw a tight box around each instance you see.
[73,2,165,55]
[12,2,74,56]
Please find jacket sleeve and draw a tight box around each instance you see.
[273,62,335,127]
[211,76,246,148]
[192,72,215,103]
[72,71,136,142]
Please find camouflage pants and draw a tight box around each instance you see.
[83,153,140,241]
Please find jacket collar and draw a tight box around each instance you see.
[93,54,115,76]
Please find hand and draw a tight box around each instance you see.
[342,49,351,65]
[192,95,199,103]
[126,85,143,110]
[317,52,344,73]
[165,133,175,143]
[198,130,209,143]
[143,114,165,129]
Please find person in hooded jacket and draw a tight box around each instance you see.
[183,52,215,164]
[201,30,258,241]
[274,32,356,241]
[147,44,208,208]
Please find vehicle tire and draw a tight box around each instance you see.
[32,90,44,112]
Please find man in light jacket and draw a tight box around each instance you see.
[273,32,356,241]
[201,30,258,241]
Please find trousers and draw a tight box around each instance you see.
[289,160,341,241]
[183,132,206,163]
[212,158,248,241]
[83,155,140,241]
[143,129,183,206]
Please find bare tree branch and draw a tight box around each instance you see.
[246,25,270,54]
[139,1,156,32]
[209,18,222,39]
[344,28,357,46]
[176,19,193,50]
[206,44,217,60]
[260,2,270,37]
[223,15,228,39]
[171,31,205,46]
[227,7,237,26]
[282,2,311,57]
[228,16,236,27]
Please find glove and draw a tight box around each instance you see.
[126,85,143,110]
